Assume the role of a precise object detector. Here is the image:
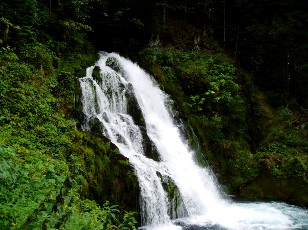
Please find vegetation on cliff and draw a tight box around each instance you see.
[139,45,308,206]
[0,46,138,229]
[0,2,138,227]
[0,0,307,228]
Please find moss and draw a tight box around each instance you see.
[87,117,105,135]
[106,56,123,73]
[240,184,264,200]
[92,66,101,83]
[241,176,308,207]
[158,173,187,218]
[74,131,139,212]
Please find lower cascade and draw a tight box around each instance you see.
[79,52,308,229]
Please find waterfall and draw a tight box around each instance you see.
[80,52,308,229]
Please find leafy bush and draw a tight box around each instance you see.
[20,43,55,73]
[0,37,137,229]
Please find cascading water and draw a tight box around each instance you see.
[79,52,308,229]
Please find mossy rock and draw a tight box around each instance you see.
[239,184,264,200]
[158,172,188,218]
[106,56,123,73]
[75,131,139,212]
[88,117,105,135]
[240,176,308,207]
[92,65,101,83]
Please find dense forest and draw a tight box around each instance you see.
[0,0,307,229]
[1,0,307,106]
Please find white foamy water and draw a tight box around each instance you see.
[80,52,308,230]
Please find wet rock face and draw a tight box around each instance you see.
[125,85,161,162]
[92,65,101,83]
[156,172,188,219]
[106,56,123,73]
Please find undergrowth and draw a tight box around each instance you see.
[0,43,137,229]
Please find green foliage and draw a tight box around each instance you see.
[61,20,93,48]
[139,47,249,189]
[0,144,68,229]
[73,131,138,209]
[139,46,308,206]
[255,107,308,181]
[60,199,137,230]
[140,48,246,141]
[0,0,307,216]
[0,0,41,26]
[0,143,137,229]
[0,46,19,64]
[20,42,55,73]
[0,18,137,228]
